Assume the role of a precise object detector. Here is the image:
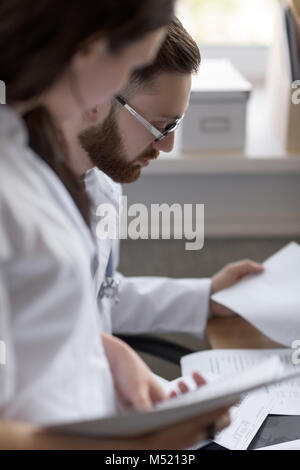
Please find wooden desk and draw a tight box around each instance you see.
[207,316,283,350]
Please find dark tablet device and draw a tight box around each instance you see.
[201,415,300,450]
[248,415,300,450]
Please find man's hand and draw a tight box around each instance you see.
[210,259,264,317]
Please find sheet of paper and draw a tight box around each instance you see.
[181,352,275,449]
[152,373,171,390]
[181,348,300,416]
[173,374,273,450]
[167,373,270,451]
[272,378,300,415]
[214,390,273,450]
[257,439,300,450]
[211,242,300,347]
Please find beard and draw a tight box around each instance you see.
[78,106,159,184]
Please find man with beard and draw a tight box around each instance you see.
[63,18,264,343]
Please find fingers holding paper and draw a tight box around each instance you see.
[210,243,300,346]
[210,259,264,317]
[169,372,206,398]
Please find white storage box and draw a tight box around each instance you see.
[182,59,252,152]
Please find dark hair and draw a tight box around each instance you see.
[129,18,201,89]
[1,0,175,103]
[0,0,175,223]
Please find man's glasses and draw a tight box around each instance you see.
[114,96,184,143]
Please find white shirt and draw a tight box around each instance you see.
[85,167,211,336]
[0,106,117,425]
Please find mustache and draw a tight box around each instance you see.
[134,149,160,162]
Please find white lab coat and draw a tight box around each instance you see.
[0,106,117,425]
[85,167,211,336]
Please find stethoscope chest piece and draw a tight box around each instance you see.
[99,251,120,304]
[99,276,120,304]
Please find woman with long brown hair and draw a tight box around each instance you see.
[0,0,230,449]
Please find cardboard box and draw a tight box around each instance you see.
[182,59,252,152]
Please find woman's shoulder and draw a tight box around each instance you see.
[0,108,51,207]
[0,105,34,181]
[0,105,28,147]
[0,107,68,244]
[0,106,95,262]
[0,106,66,206]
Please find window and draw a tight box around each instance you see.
[177,0,276,46]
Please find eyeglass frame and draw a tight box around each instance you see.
[114,95,184,143]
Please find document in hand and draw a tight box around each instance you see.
[181,348,300,449]
[48,356,300,438]
[211,242,300,347]
[181,348,300,415]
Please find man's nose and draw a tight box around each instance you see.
[152,132,175,153]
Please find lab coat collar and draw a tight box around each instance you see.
[0,105,28,147]
[84,167,121,294]
[84,167,121,208]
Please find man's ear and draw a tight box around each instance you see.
[82,105,100,123]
